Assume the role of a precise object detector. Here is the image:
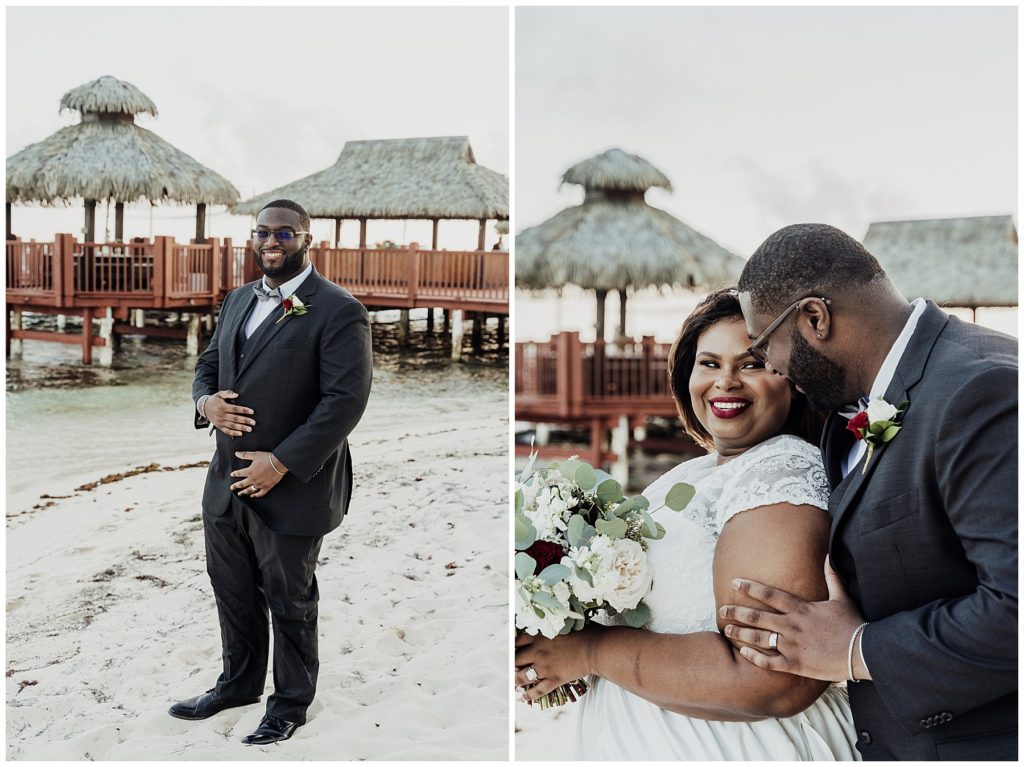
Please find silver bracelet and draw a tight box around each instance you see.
[199,394,212,420]
[847,622,869,682]
[268,453,287,475]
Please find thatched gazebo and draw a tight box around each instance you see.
[6,75,239,243]
[516,148,744,340]
[863,215,1018,319]
[232,136,508,249]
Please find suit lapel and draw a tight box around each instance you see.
[226,288,258,382]
[828,301,950,548]
[234,268,323,382]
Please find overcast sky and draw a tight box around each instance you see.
[6,6,509,248]
[516,6,1017,257]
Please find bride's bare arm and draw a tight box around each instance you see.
[516,502,831,720]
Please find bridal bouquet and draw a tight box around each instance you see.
[515,454,694,708]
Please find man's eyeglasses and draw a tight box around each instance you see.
[251,229,309,242]
[746,296,831,365]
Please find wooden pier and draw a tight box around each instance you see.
[6,236,508,363]
[515,332,686,470]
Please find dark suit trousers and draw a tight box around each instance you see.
[204,497,323,723]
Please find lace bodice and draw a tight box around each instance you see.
[640,434,829,634]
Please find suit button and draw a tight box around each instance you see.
[240,353,245,358]
[859,731,872,745]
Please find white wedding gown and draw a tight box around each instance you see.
[576,434,860,760]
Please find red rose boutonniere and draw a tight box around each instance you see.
[276,294,311,324]
[846,397,908,475]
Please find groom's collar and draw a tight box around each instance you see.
[865,297,927,404]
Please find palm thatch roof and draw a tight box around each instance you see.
[516,148,743,292]
[6,75,239,206]
[561,148,672,193]
[232,136,508,220]
[59,75,158,117]
[495,220,509,235]
[863,215,1018,308]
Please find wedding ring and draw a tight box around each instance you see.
[525,666,539,682]
[250,485,258,492]
[768,631,779,650]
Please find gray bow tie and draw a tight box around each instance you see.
[838,395,871,420]
[253,283,281,302]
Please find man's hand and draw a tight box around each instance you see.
[719,556,869,682]
[204,391,256,437]
[230,451,289,499]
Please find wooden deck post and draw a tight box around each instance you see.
[471,312,484,353]
[595,289,608,343]
[10,310,23,356]
[590,417,604,469]
[98,308,114,367]
[209,237,221,299]
[431,219,439,249]
[496,314,506,346]
[186,313,201,356]
[426,307,435,333]
[84,199,96,243]
[56,315,67,331]
[133,309,146,329]
[152,236,166,307]
[334,218,341,248]
[398,310,410,345]
[616,288,628,338]
[450,309,464,361]
[611,414,630,487]
[5,202,10,240]
[443,308,451,332]
[115,202,124,242]
[195,203,207,244]
[81,307,93,365]
[477,219,486,251]
[222,237,233,292]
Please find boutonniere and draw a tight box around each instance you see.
[846,397,908,475]
[276,294,311,324]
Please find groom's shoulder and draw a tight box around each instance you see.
[935,315,1016,369]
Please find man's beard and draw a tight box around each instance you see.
[256,245,307,281]
[787,330,850,413]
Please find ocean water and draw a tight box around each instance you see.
[5,310,509,511]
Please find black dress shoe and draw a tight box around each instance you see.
[241,714,302,745]
[168,689,261,720]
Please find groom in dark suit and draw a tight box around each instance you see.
[170,199,373,744]
[720,223,1016,760]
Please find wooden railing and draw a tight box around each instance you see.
[516,332,679,420]
[8,237,509,313]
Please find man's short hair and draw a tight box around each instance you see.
[258,199,311,232]
[738,223,885,314]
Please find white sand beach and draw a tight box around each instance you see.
[515,699,576,761]
[6,353,509,760]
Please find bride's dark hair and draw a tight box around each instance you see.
[667,287,825,451]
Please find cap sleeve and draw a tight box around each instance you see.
[715,435,830,529]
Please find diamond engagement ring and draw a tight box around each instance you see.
[525,666,539,682]
[768,631,779,650]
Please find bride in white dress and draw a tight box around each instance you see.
[515,289,859,760]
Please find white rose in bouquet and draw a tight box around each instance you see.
[601,538,654,612]
[865,397,899,423]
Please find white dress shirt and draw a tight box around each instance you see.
[243,263,314,339]
[841,298,926,477]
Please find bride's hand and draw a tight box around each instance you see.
[514,629,600,702]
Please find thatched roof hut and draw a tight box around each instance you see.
[516,148,743,339]
[863,215,1018,310]
[233,136,508,248]
[6,75,239,241]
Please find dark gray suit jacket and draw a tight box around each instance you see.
[822,301,1017,760]
[193,267,373,536]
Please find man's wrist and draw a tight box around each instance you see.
[197,394,212,419]
[268,453,288,475]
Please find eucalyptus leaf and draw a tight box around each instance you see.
[514,552,537,581]
[581,523,598,544]
[515,488,524,516]
[597,478,624,504]
[566,514,586,549]
[665,482,696,511]
[538,563,572,585]
[621,602,651,628]
[574,463,597,491]
[574,617,586,631]
[559,458,582,482]
[559,617,576,635]
[515,514,537,550]
[519,449,537,483]
[574,565,594,586]
[531,590,562,612]
[595,517,628,539]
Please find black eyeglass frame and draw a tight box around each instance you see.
[746,296,832,364]
[251,228,310,242]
